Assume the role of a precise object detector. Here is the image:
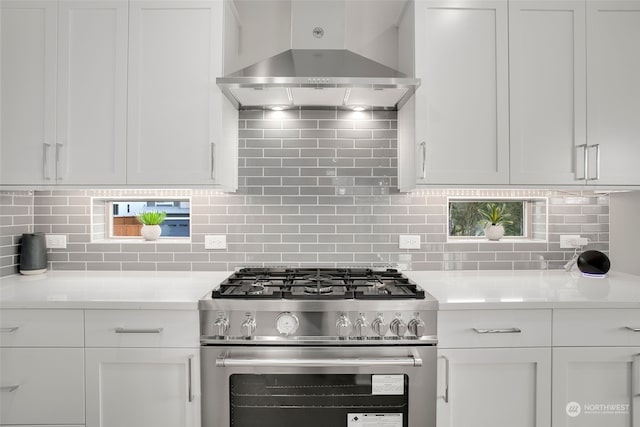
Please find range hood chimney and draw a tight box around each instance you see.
[218,0,420,111]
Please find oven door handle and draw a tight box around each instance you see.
[216,353,422,368]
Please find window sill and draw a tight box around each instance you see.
[91,238,192,244]
[446,238,548,244]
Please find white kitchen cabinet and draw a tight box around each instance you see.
[85,348,200,427]
[0,0,128,186]
[398,0,509,190]
[127,0,238,189]
[586,0,640,185]
[0,309,85,426]
[0,0,57,185]
[56,0,128,185]
[552,308,640,426]
[84,309,200,427]
[437,348,551,427]
[552,347,640,427]
[436,309,552,427]
[509,0,587,185]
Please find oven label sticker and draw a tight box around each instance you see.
[347,413,402,427]
[371,375,404,395]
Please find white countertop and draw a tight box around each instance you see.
[407,270,640,309]
[0,271,232,309]
[1,269,639,310]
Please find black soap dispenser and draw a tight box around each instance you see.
[20,233,48,275]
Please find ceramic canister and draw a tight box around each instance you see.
[20,233,48,275]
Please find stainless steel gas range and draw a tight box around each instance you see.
[199,267,438,427]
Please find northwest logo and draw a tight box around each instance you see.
[566,402,582,417]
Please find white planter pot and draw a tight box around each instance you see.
[484,224,505,241]
[141,224,161,241]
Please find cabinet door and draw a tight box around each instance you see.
[437,348,551,427]
[85,348,200,427]
[0,348,85,425]
[414,0,509,185]
[553,347,640,427]
[0,0,57,185]
[127,0,237,188]
[587,1,640,185]
[56,0,128,185]
[509,0,586,185]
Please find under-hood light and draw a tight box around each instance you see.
[269,105,286,111]
[351,106,367,112]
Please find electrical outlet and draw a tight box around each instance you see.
[205,235,226,250]
[45,234,67,249]
[560,234,583,249]
[399,235,421,250]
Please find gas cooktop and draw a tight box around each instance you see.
[212,267,425,300]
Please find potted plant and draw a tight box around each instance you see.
[478,203,512,241]
[136,210,166,241]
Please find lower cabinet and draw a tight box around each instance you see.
[0,348,85,425]
[437,348,551,427]
[553,347,640,427]
[85,348,200,427]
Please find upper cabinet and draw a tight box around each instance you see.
[1,1,57,185]
[1,0,128,186]
[509,0,586,185]
[399,0,640,189]
[586,0,640,186]
[127,0,237,189]
[1,0,237,190]
[399,0,510,190]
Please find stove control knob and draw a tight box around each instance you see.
[213,317,230,337]
[336,314,353,337]
[354,315,369,337]
[390,317,407,337]
[408,317,426,337]
[371,315,388,337]
[240,317,256,338]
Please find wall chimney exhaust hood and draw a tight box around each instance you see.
[218,0,419,110]
[217,49,420,111]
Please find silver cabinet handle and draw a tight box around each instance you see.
[43,142,52,180]
[587,144,600,181]
[210,142,216,181]
[419,141,427,180]
[575,144,587,181]
[187,355,194,402]
[114,327,163,334]
[473,328,522,334]
[1,385,19,392]
[0,327,19,333]
[55,142,64,181]
[216,355,421,368]
[625,326,640,332]
[442,355,450,403]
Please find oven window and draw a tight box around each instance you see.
[229,374,409,427]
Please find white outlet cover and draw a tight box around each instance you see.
[399,235,421,250]
[205,235,226,250]
[45,234,67,249]
[560,234,581,249]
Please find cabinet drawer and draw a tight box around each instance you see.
[0,309,84,347]
[438,309,552,348]
[553,309,640,346]
[85,310,199,347]
[0,348,85,425]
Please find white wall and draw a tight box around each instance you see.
[610,191,640,275]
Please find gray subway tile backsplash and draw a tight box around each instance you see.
[0,110,612,276]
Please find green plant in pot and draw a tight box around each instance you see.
[478,203,513,241]
[136,210,166,241]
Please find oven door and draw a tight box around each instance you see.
[201,345,436,427]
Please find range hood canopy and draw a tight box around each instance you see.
[217,48,420,110]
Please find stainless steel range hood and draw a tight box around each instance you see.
[217,49,419,110]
